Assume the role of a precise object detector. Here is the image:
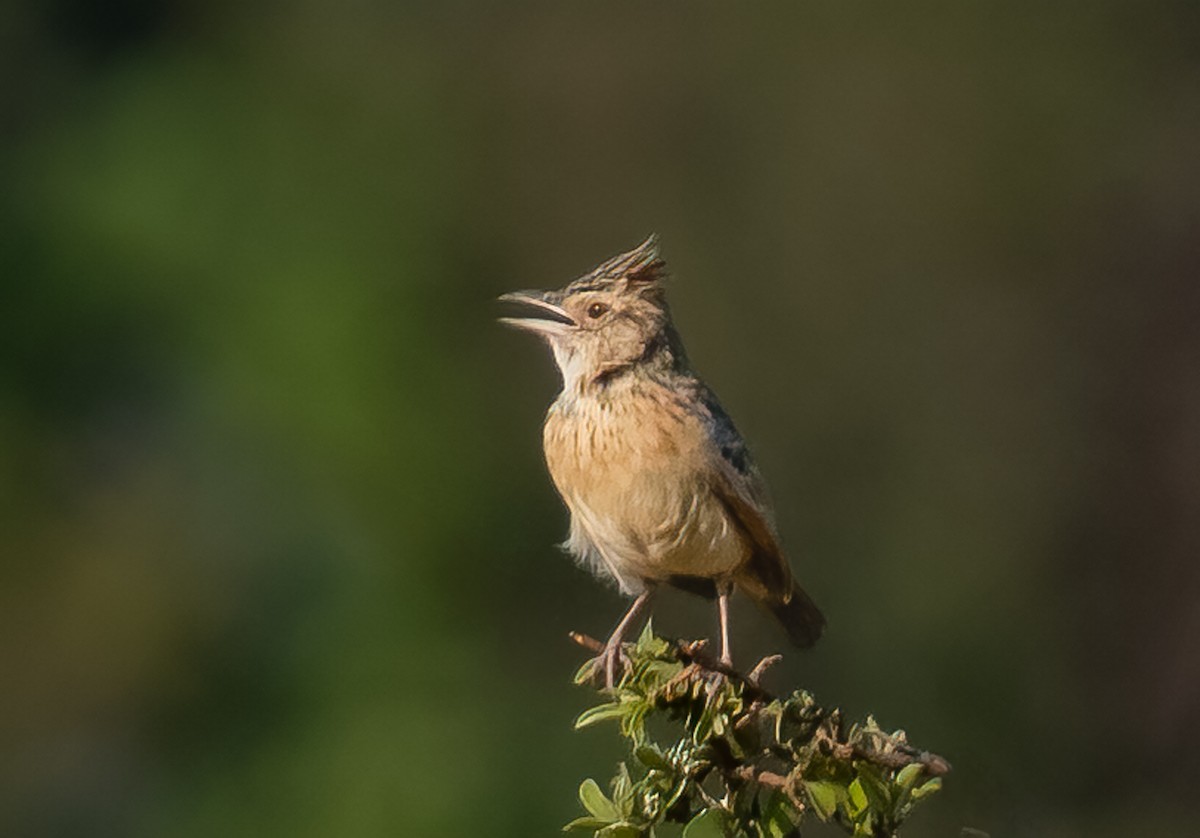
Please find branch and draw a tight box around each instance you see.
[566,626,950,837]
[570,629,951,777]
[571,631,777,703]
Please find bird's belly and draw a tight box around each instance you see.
[614,480,744,578]
[545,392,752,590]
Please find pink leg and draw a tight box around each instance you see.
[601,590,653,689]
[718,585,733,667]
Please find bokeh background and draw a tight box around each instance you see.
[3,2,1199,836]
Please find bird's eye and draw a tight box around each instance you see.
[587,302,610,319]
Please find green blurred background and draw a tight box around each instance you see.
[3,2,1198,836]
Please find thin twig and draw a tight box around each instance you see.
[569,631,604,654]
[747,654,783,686]
[570,631,778,703]
[672,639,776,704]
[855,745,953,777]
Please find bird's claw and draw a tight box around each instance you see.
[590,643,629,691]
[703,668,730,699]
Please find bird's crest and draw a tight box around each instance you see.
[565,235,667,294]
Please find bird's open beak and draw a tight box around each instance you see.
[497,290,577,336]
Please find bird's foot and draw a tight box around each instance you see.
[703,668,730,699]
[579,643,630,691]
[601,641,630,690]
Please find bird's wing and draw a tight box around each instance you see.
[689,383,794,595]
[679,379,825,647]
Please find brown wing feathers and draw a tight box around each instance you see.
[698,386,826,648]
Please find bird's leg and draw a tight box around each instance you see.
[717,583,733,667]
[599,589,653,689]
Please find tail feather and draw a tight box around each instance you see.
[767,579,826,649]
[735,553,826,649]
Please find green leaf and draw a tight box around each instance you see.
[803,780,842,820]
[575,657,606,685]
[711,708,728,736]
[632,621,674,658]
[635,745,673,771]
[579,778,620,821]
[894,763,925,791]
[663,776,691,811]
[642,660,683,682]
[612,763,633,813]
[889,762,925,815]
[760,790,799,838]
[855,765,892,812]
[598,824,642,838]
[575,702,629,730]
[692,700,719,743]
[912,777,942,800]
[637,618,656,648]
[847,778,868,816]
[852,814,875,837]
[564,816,612,832]
[682,808,729,838]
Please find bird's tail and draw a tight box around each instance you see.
[767,579,826,649]
[737,569,826,649]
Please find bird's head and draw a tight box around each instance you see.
[499,236,685,390]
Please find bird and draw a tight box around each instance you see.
[499,235,824,687]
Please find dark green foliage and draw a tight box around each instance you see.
[568,626,947,838]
